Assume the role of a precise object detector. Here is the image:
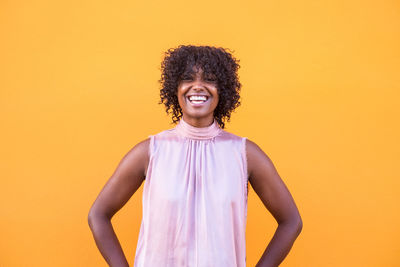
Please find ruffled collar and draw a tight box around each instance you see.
[175,117,222,140]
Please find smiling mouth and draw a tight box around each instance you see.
[187,95,209,104]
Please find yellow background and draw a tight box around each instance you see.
[1,0,399,266]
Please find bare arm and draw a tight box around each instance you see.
[88,138,150,267]
[246,139,302,267]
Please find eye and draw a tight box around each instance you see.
[181,75,193,81]
[205,77,217,83]
[203,73,217,82]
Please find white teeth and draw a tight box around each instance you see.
[189,95,207,101]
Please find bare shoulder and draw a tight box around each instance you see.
[123,137,150,177]
[245,138,263,155]
[132,137,150,151]
[130,137,150,157]
[245,138,277,180]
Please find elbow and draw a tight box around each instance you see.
[279,213,303,237]
[294,215,303,236]
[88,202,115,230]
[290,211,303,237]
[87,209,96,228]
[87,208,108,229]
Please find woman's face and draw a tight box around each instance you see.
[177,67,219,126]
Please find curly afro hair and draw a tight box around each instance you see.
[159,45,242,129]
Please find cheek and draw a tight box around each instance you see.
[212,89,219,105]
[177,94,185,108]
[177,91,189,110]
[177,85,189,98]
[214,96,219,108]
[176,88,185,102]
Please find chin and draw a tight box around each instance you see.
[184,111,213,119]
[185,113,209,119]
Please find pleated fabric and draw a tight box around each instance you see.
[134,118,249,267]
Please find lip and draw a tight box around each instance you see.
[186,94,210,107]
[186,94,210,98]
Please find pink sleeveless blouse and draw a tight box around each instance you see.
[134,118,249,267]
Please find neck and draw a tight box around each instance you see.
[176,115,222,140]
[182,114,215,128]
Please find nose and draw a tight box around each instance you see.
[190,77,206,89]
[192,84,205,90]
[192,77,205,86]
[190,85,207,95]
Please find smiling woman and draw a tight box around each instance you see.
[177,67,219,127]
[159,45,241,129]
[88,45,302,267]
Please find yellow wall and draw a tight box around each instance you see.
[1,0,399,266]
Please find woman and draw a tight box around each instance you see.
[88,45,302,267]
